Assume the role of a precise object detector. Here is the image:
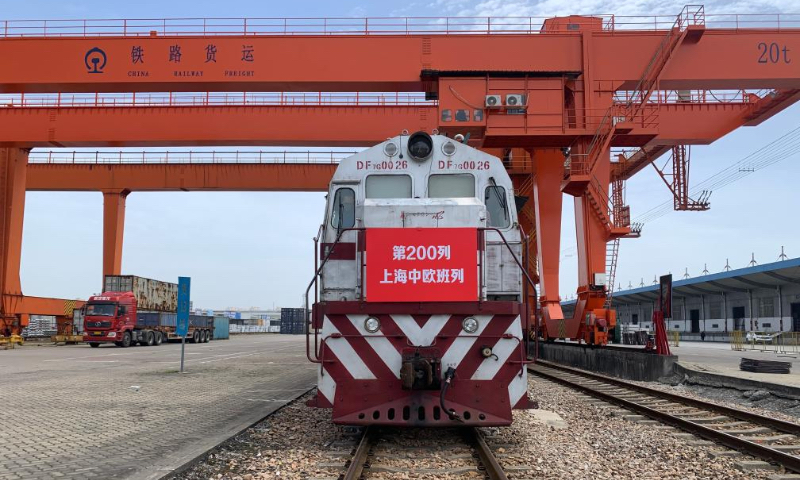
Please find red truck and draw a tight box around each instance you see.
[83,275,213,348]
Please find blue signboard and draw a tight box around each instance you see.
[176,277,191,337]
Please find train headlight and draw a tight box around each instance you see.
[462,317,479,334]
[364,316,381,333]
[442,141,456,156]
[407,131,433,161]
[383,142,399,157]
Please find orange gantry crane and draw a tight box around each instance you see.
[2,7,799,343]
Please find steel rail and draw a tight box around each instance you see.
[342,426,508,480]
[467,427,510,480]
[535,359,800,435]
[530,363,800,473]
[342,426,374,480]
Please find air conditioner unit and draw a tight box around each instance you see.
[485,95,502,108]
[505,94,525,107]
[593,273,607,287]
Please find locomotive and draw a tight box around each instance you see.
[306,131,534,426]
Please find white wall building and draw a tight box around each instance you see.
[563,257,800,340]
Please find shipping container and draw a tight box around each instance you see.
[134,312,177,328]
[189,315,213,328]
[213,316,230,339]
[103,275,178,312]
[280,308,305,322]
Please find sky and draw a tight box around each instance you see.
[14,0,800,310]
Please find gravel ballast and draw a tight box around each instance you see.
[171,376,784,479]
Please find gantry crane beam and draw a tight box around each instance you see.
[0,105,436,148]
[0,30,798,93]
[0,100,755,148]
[613,101,768,179]
[26,163,335,191]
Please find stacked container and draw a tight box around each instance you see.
[280,308,306,334]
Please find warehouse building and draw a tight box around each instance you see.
[563,257,800,341]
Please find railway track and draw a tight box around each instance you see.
[341,426,509,480]
[531,360,800,474]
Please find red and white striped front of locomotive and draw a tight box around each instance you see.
[310,132,533,426]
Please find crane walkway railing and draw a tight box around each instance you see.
[0,92,434,108]
[27,150,356,165]
[0,13,796,38]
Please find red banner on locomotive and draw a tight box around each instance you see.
[366,228,478,302]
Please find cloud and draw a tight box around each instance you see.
[454,0,792,17]
[349,5,368,17]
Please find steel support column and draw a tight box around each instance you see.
[532,149,565,325]
[568,143,612,341]
[102,190,129,279]
[0,148,29,334]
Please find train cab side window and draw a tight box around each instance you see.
[331,188,355,229]
[485,186,510,228]
[428,174,475,198]
[365,175,412,198]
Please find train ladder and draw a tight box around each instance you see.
[516,173,539,281]
[604,238,620,309]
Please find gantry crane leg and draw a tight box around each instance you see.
[0,148,29,336]
[529,149,566,339]
[102,189,129,281]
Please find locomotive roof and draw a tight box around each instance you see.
[330,133,514,187]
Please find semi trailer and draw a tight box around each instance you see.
[83,275,213,348]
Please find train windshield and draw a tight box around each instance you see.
[485,186,510,228]
[86,303,117,317]
[428,174,475,198]
[365,175,412,198]
[331,188,356,229]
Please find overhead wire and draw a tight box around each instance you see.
[633,125,800,224]
[559,124,800,257]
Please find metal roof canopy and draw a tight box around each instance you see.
[564,257,800,305]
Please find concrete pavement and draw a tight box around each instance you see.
[0,334,316,480]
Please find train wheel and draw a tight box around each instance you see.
[89,342,100,348]
[121,332,132,348]
[154,332,163,346]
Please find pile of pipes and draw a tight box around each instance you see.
[740,358,791,374]
[21,315,57,338]
[622,331,649,345]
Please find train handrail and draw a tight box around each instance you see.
[480,227,538,367]
[304,227,365,363]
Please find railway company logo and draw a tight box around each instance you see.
[84,47,107,74]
